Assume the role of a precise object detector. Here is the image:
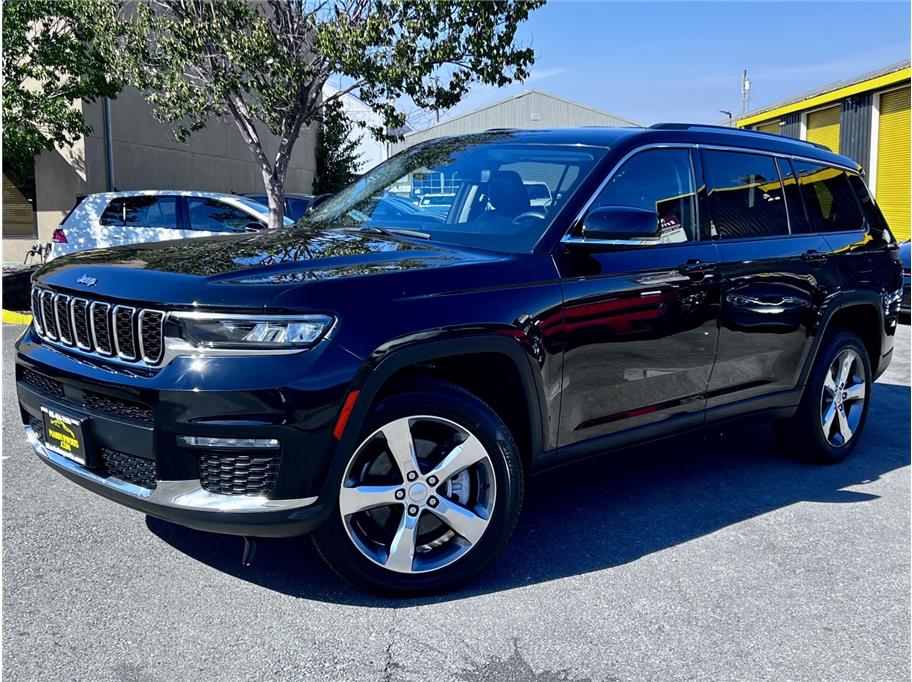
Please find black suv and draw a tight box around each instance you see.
[16,125,904,595]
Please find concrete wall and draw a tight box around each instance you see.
[4,87,316,264]
[391,90,638,154]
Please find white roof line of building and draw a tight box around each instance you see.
[400,88,641,138]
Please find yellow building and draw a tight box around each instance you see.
[738,60,910,241]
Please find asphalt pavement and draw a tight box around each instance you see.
[3,323,909,681]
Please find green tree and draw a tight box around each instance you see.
[1,0,120,192]
[314,98,362,195]
[97,0,545,229]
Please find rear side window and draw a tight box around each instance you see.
[286,197,310,220]
[792,161,864,233]
[847,173,887,234]
[100,196,179,229]
[703,150,788,239]
[591,148,697,242]
[187,198,256,232]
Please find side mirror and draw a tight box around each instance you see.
[580,206,659,242]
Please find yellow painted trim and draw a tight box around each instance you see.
[738,67,911,127]
[2,310,32,325]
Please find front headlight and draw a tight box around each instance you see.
[171,313,334,350]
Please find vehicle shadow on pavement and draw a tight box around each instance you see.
[147,382,911,605]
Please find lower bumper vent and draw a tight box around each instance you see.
[198,453,279,496]
[99,448,158,489]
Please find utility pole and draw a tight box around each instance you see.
[740,70,751,116]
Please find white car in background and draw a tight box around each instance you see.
[50,190,293,260]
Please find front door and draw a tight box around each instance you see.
[554,147,721,447]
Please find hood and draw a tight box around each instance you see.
[33,225,505,309]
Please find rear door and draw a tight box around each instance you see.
[554,147,721,446]
[703,150,840,407]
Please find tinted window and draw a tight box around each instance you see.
[792,161,865,233]
[847,173,887,235]
[704,150,787,238]
[187,198,255,232]
[100,196,178,229]
[776,158,810,233]
[591,148,696,242]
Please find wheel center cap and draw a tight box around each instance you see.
[408,482,428,503]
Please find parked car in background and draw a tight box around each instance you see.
[523,180,553,207]
[417,193,456,214]
[900,240,910,317]
[50,191,294,260]
[17,125,903,595]
[243,192,315,221]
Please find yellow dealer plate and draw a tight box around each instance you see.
[41,406,88,465]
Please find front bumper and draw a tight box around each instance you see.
[16,325,363,537]
[26,426,328,537]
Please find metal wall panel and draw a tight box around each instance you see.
[839,94,872,170]
[781,113,801,139]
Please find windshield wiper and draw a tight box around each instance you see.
[358,226,431,240]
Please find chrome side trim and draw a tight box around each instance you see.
[112,305,137,361]
[27,427,318,512]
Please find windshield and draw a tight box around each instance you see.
[303,133,608,252]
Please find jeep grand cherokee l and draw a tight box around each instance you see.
[16,125,903,595]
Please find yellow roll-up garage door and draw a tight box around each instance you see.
[806,104,841,152]
[756,120,780,135]
[876,87,910,241]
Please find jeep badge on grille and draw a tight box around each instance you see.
[76,275,97,287]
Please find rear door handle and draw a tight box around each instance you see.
[678,259,715,278]
[801,250,829,265]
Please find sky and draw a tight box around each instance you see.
[432,1,911,127]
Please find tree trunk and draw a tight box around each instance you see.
[263,172,286,230]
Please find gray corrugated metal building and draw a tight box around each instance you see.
[391,90,638,153]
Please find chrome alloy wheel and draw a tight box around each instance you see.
[339,416,497,574]
[820,348,867,447]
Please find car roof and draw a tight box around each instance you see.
[242,192,314,200]
[84,190,260,201]
[422,124,859,170]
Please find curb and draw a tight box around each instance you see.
[2,310,32,325]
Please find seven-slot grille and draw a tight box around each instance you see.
[31,286,165,365]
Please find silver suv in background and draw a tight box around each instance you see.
[50,190,293,260]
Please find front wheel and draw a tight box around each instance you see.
[776,330,872,463]
[312,381,523,596]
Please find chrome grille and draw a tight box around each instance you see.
[31,286,165,367]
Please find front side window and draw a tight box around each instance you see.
[100,196,178,229]
[589,148,697,243]
[703,150,788,239]
[792,161,865,233]
[305,134,608,253]
[188,198,256,232]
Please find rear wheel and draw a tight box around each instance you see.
[776,330,872,463]
[313,381,523,595]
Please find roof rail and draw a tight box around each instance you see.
[648,122,832,151]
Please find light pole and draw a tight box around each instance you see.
[719,110,733,127]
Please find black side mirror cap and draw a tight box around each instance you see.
[580,206,659,241]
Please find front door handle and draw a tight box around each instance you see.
[801,249,829,265]
[678,259,715,278]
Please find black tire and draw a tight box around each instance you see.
[776,330,872,463]
[312,380,523,596]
